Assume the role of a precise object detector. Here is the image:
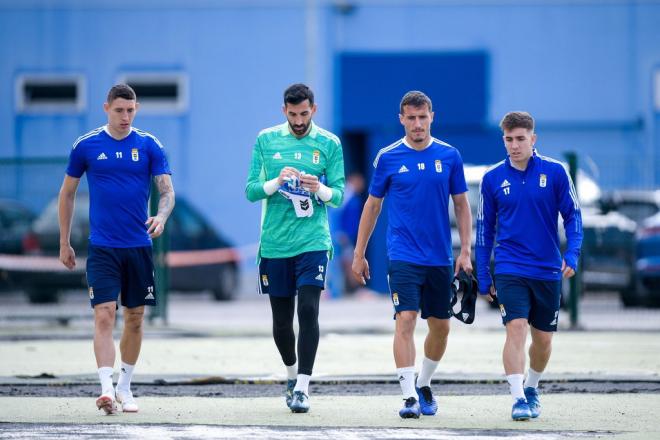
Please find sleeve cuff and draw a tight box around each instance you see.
[263,178,280,196]
[477,275,492,294]
[316,182,333,202]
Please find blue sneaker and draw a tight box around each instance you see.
[524,387,541,418]
[399,397,421,419]
[416,386,438,416]
[290,390,310,413]
[511,398,532,421]
[285,379,297,408]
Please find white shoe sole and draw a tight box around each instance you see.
[120,404,138,413]
[116,392,139,413]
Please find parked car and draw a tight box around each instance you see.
[597,189,660,307]
[599,190,660,225]
[580,207,636,297]
[0,199,35,254]
[628,212,660,307]
[0,199,36,289]
[451,165,636,303]
[13,194,240,303]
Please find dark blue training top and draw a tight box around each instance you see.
[369,137,468,267]
[475,150,583,292]
[66,126,171,248]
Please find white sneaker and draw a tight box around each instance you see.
[115,388,138,413]
[95,392,117,415]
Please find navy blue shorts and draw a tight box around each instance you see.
[86,245,156,309]
[494,274,561,332]
[387,261,453,320]
[258,250,329,297]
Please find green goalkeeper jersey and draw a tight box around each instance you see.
[246,121,345,259]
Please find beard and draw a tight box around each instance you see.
[289,121,310,136]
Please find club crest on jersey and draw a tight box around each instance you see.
[312,150,320,164]
[392,292,399,306]
[499,303,506,317]
[435,160,442,173]
[261,275,269,287]
[131,148,139,162]
[539,174,547,188]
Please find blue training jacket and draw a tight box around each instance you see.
[475,150,583,293]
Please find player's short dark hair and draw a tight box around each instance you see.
[107,84,136,103]
[284,83,314,106]
[400,91,432,114]
[500,111,535,132]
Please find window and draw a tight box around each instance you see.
[117,73,188,113]
[16,75,86,113]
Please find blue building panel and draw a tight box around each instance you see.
[0,0,658,254]
[339,52,488,130]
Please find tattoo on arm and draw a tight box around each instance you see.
[154,174,175,221]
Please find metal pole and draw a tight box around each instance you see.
[149,181,169,324]
[564,151,581,329]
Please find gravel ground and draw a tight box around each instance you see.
[3,380,659,398]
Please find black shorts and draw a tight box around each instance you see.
[86,245,156,309]
[494,274,561,332]
[387,260,453,320]
[258,251,329,297]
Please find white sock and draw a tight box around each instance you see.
[507,374,525,401]
[293,374,311,395]
[397,367,417,399]
[286,363,298,381]
[416,357,439,389]
[524,368,543,389]
[116,361,135,392]
[98,366,114,396]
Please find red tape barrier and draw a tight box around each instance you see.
[0,244,258,273]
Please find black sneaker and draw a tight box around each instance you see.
[290,390,310,413]
[285,379,297,408]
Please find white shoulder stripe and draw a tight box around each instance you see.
[431,137,452,148]
[316,126,341,145]
[373,139,403,168]
[72,126,104,149]
[560,164,581,210]
[477,178,485,246]
[477,160,505,247]
[482,160,506,177]
[538,154,563,165]
[133,128,164,149]
[539,154,581,210]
